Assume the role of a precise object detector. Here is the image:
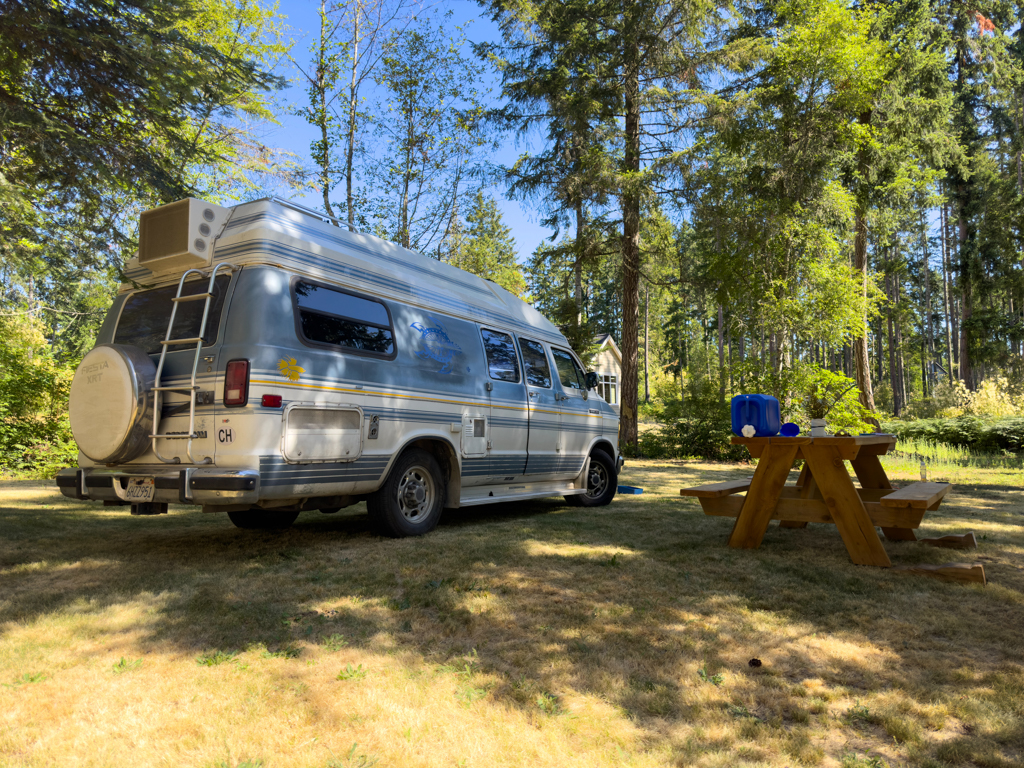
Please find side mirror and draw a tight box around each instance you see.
[584,371,599,390]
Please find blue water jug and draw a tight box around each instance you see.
[731,394,781,437]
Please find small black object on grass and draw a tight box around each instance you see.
[748,658,763,668]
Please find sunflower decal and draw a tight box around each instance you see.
[277,357,304,382]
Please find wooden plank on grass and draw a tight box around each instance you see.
[892,562,986,585]
[918,532,978,550]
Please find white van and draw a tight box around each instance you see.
[56,198,622,536]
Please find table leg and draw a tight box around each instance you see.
[729,443,799,549]
[851,452,916,542]
[802,445,892,567]
[781,467,820,529]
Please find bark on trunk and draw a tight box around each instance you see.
[618,32,641,448]
[852,149,877,415]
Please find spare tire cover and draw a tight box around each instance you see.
[69,344,157,463]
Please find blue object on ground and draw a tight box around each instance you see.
[730,394,781,437]
[780,422,800,437]
[617,485,644,495]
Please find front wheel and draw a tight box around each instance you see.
[367,448,445,537]
[227,509,300,530]
[565,449,617,507]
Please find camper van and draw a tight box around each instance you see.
[56,198,622,536]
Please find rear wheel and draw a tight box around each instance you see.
[227,510,300,530]
[565,449,617,507]
[367,448,445,537]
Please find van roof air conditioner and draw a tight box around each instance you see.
[138,198,231,273]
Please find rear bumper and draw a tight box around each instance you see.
[56,467,260,506]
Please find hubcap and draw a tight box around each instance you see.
[586,462,609,498]
[397,465,435,523]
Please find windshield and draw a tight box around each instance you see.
[114,275,231,355]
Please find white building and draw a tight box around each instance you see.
[592,334,621,412]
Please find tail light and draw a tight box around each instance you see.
[224,359,250,407]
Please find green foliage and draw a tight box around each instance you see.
[0,318,78,478]
[112,657,143,674]
[450,190,527,297]
[631,378,747,462]
[883,417,1024,453]
[1,0,286,275]
[195,650,238,666]
[336,664,368,681]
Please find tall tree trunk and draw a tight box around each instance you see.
[345,2,361,231]
[886,270,900,416]
[852,143,877,415]
[717,303,725,402]
[574,201,585,322]
[618,30,641,448]
[643,284,650,403]
[940,203,954,379]
[895,271,907,409]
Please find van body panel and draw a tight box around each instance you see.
[63,198,620,519]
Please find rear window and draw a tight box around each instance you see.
[294,280,395,357]
[114,275,230,355]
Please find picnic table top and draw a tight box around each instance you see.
[731,433,897,447]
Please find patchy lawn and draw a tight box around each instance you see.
[0,458,1021,767]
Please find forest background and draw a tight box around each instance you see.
[1,0,1023,476]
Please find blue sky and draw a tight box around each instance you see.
[263,0,552,264]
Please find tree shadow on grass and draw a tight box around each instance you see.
[1,462,1023,765]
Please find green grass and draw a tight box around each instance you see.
[0,458,1022,767]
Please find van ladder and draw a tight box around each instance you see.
[150,262,236,465]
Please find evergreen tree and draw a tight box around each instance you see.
[452,190,527,297]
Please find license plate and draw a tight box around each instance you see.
[125,477,155,503]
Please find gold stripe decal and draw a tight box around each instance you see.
[249,378,603,417]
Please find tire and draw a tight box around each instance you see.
[69,344,156,463]
[227,509,300,530]
[565,449,618,507]
[367,448,445,537]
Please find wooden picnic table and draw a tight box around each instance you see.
[681,434,953,568]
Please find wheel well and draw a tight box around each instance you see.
[406,438,461,507]
[591,440,616,460]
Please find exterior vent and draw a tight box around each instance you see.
[138,198,230,273]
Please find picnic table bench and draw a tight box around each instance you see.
[680,434,958,571]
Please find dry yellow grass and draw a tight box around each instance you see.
[0,457,1022,768]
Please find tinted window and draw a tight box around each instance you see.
[552,347,584,390]
[519,339,552,388]
[295,281,394,356]
[481,329,520,383]
[114,275,230,355]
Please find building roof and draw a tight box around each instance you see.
[593,334,622,364]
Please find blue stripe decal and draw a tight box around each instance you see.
[259,455,389,487]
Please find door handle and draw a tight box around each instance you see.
[529,391,538,398]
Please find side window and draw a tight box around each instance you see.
[519,338,552,388]
[294,280,395,356]
[481,329,520,383]
[552,347,583,390]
